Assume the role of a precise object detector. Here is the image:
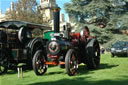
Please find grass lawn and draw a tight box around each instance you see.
[1,53,128,85]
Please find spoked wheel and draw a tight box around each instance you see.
[86,39,100,69]
[32,50,47,75]
[0,50,8,75]
[65,49,78,76]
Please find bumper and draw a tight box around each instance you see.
[111,50,128,56]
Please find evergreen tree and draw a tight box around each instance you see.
[64,0,128,49]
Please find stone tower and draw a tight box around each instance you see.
[11,2,14,11]
[40,0,58,22]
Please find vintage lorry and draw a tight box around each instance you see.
[0,21,51,74]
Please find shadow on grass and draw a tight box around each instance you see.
[3,63,118,76]
[45,71,65,75]
[77,63,118,75]
[99,64,119,70]
[29,76,128,85]
[113,56,128,58]
[1,66,33,75]
[42,63,119,76]
[6,70,17,75]
[3,69,32,76]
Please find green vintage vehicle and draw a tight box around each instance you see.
[0,21,51,74]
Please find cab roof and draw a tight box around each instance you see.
[0,21,52,30]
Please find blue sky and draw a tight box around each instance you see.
[0,0,71,20]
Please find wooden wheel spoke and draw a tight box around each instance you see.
[70,55,78,74]
[65,49,78,76]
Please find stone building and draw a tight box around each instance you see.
[0,9,10,22]
[39,0,58,22]
[39,0,75,31]
[0,2,14,22]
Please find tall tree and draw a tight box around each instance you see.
[6,0,45,24]
[65,0,128,29]
[64,0,128,48]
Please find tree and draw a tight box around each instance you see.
[65,0,128,28]
[64,0,128,49]
[6,0,45,24]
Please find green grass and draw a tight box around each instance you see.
[1,53,128,85]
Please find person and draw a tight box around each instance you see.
[101,47,105,54]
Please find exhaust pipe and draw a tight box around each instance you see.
[53,7,60,33]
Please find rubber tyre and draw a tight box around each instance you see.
[86,39,100,69]
[32,50,47,75]
[65,49,78,76]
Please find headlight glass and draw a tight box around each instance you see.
[111,48,115,51]
[123,48,127,50]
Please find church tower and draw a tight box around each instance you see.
[40,0,58,22]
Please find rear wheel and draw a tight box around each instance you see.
[65,49,78,76]
[32,50,47,75]
[0,50,8,74]
[86,39,100,69]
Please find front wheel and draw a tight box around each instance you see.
[32,50,47,75]
[65,49,78,76]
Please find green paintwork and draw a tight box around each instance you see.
[44,31,54,41]
[12,50,18,58]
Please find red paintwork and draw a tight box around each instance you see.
[70,33,81,39]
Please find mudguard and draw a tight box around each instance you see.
[26,37,45,58]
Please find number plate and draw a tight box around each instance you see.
[116,50,122,52]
